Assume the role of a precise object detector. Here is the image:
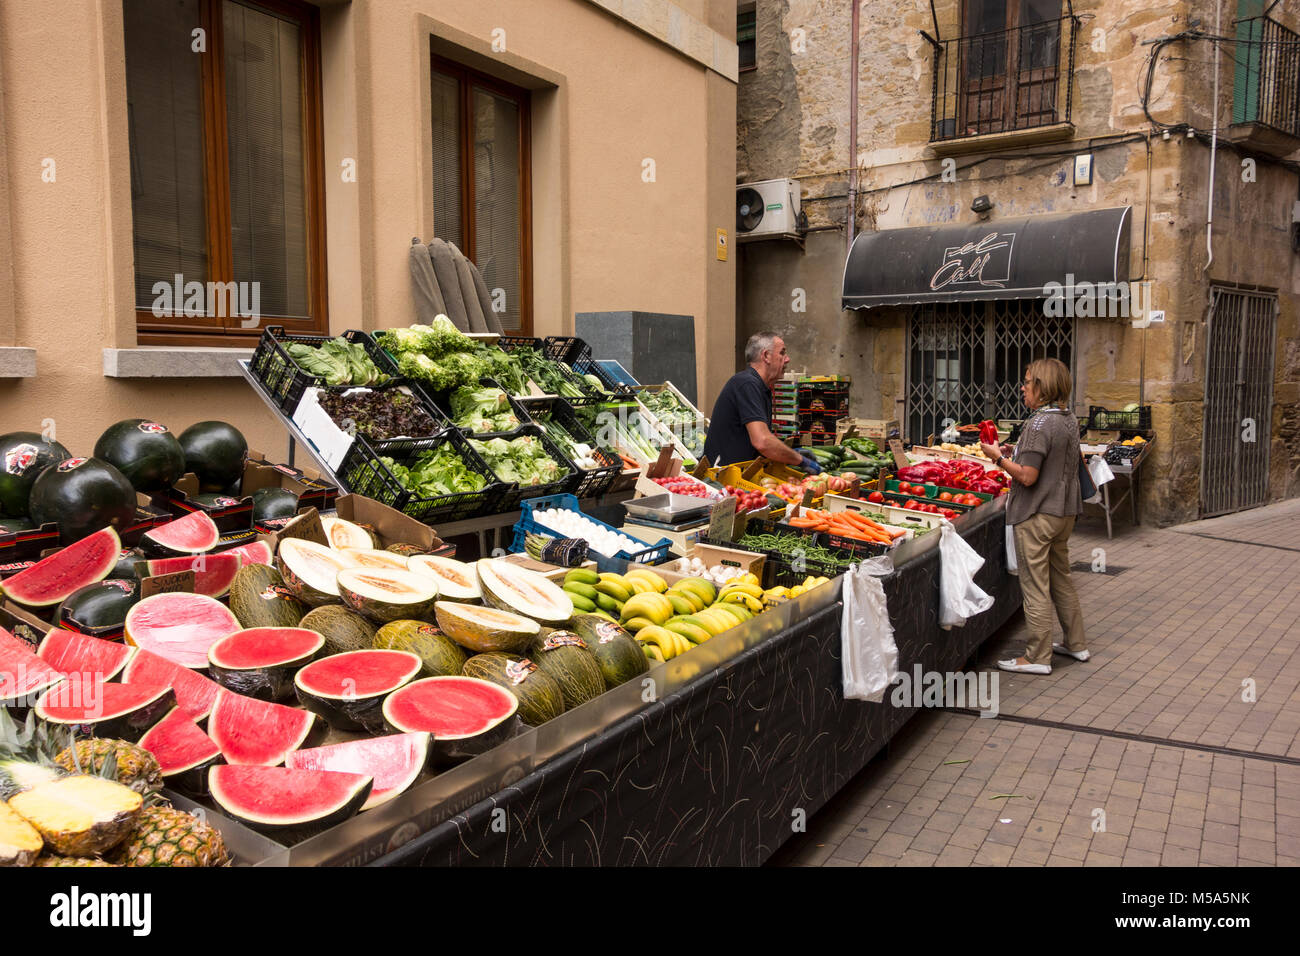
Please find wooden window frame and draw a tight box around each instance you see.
[431,52,533,336]
[133,0,328,346]
[958,0,1062,137]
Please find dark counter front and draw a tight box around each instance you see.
[374,506,1021,867]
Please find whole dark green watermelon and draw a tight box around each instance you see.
[108,547,147,579]
[93,420,186,493]
[178,422,248,492]
[0,432,71,517]
[252,487,299,523]
[28,457,138,545]
[55,578,141,634]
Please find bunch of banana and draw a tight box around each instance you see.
[716,577,764,615]
[786,575,831,599]
[637,625,695,662]
[762,585,791,608]
[563,568,673,622]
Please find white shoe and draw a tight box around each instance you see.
[1052,643,1091,662]
[997,658,1051,675]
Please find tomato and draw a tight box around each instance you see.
[938,492,953,502]
[867,491,884,503]
[903,499,918,510]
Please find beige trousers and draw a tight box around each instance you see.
[1012,512,1087,666]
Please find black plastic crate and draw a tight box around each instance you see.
[525,398,622,500]
[495,335,544,354]
[336,428,500,523]
[541,336,592,366]
[435,377,534,438]
[1088,405,1152,431]
[467,424,578,513]
[572,357,634,398]
[309,379,451,442]
[765,558,846,590]
[249,326,398,415]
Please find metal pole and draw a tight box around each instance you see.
[847,0,860,255]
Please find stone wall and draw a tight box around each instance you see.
[735,0,1300,525]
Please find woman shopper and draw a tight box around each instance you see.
[979,358,1088,675]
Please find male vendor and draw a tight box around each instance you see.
[701,332,820,472]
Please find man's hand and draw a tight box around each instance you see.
[799,453,822,475]
[745,420,804,467]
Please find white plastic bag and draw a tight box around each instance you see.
[1085,454,1114,505]
[938,522,994,629]
[840,559,899,701]
[1005,524,1018,575]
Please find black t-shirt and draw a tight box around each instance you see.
[703,367,772,466]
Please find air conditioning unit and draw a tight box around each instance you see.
[736,178,801,241]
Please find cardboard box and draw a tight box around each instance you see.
[633,448,723,501]
[655,542,765,586]
[328,494,444,552]
[242,451,339,512]
[837,418,900,443]
[0,600,54,647]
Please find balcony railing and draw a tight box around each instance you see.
[926,16,1079,143]
[1233,15,1300,141]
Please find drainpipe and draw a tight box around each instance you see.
[847,0,860,255]
[1204,0,1221,274]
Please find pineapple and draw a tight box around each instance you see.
[55,738,163,796]
[8,775,143,857]
[36,855,119,867]
[113,805,231,867]
[0,801,43,867]
[0,710,62,799]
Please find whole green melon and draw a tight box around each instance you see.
[569,614,648,689]
[93,420,186,493]
[298,605,377,656]
[527,630,607,710]
[252,488,299,523]
[28,457,138,545]
[462,652,565,726]
[0,432,71,517]
[178,422,248,492]
[373,620,467,677]
[228,563,307,630]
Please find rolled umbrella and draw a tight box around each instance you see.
[467,254,503,334]
[427,238,470,331]
[408,239,448,326]
[452,247,490,333]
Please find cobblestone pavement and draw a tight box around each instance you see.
[771,499,1300,867]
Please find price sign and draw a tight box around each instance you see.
[708,495,737,542]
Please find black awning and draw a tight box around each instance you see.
[842,206,1131,309]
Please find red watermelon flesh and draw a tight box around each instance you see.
[0,627,66,705]
[208,689,317,766]
[286,733,429,812]
[124,592,240,669]
[36,629,135,682]
[121,648,222,722]
[1,527,120,607]
[145,551,242,598]
[295,650,423,699]
[208,765,372,831]
[382,676,518,738]
[139,708,222,777]
[208,627,324,670]
[144,510,219,554]
[34,677,175,740]
[216,541,272,567]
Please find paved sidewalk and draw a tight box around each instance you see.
[771,499,1300,867]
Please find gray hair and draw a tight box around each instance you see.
[744,331,779,365]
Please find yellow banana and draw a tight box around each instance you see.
[622,616,656,633]
[626,578,652,595]
[596,579,632,603]
[624,568,668,593]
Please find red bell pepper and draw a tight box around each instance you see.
[979,419,998,445]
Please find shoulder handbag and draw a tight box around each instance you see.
[1077,454,1097,501]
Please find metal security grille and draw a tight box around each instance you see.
[907,300,1074,441]
[1201,288,1278,517]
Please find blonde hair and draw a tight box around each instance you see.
[1025,358,1071,405]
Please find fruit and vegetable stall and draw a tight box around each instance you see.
[0,323,1027,868]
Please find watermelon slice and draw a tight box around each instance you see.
[121,648,222,722]
[286,733,430,811]
[216,540,272,567]
[35,678,175,741]
[0,527,120,607]
[145,551,242,598]
[36,629,136,682]
[208,689,318,766]
[142,511,220,556]
[294,650,422,733]
[138,708,223,794]
[124,592,240,670]
[208,765,372,833]
[0,627,66,708]
[382,676,520,763]
[207,627,325,701]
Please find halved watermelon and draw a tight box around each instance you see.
[207,689,318,766]
[382,676,520,764]
[0,627,65,709]
[120,648,222,722]
[144,551,242,598]
[35,678,175,741]
[294,650,422,733]
[216,540,272,567]
[0,527,120,608]
[123,592,240,670]
[138,708,223,795]
[142,511,220,556]
[36,629,136,682]
[286,733,429,812]
[208,765,371,833]
[208,627,324,701]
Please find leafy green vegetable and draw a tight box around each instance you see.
[285,338,390,387]
[469,434,566,487]
[375,444,488,499]
[450,386,520,434]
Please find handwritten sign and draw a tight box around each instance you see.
[708,496,737,542]
[141,569,195,598]
[277,508,328,547]
[889,439,910,470]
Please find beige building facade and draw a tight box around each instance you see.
[0,0,737,463]
[737,0,1300,526]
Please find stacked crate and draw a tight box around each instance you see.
[795,377,850,446]
[772,379,798,441]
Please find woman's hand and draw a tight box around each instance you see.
[980,442,1003,463]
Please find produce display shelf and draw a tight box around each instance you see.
[238,359,342,485]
